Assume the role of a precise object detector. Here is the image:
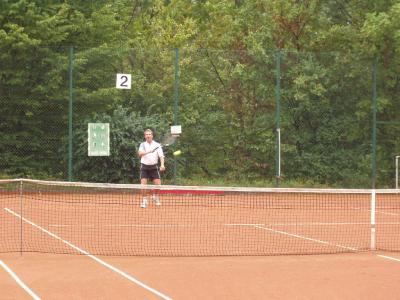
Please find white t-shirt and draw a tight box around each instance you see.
[139,141,164,165]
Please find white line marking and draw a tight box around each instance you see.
[377,254,400,262]
[374,210,400,216]
[4,208,173,300]
[49,224,190,228]
[253,225,358,251]
[47,222,400,228]
[0,259,41,300]
[351,207,400,216]
[227,222,398,226]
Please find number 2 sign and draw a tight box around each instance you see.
[116,73,131,89]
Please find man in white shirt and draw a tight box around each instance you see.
[137,129,165,207]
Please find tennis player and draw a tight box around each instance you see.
[137,129,165,208]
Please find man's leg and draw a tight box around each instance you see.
[151,178,161,205]
[140,177,149,208]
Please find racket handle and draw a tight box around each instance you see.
[150,146,160,153]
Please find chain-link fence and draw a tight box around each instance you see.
[0,46,69,179]
[1,46,399,188]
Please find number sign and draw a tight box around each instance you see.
[116,73,131,89]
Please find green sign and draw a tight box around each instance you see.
[88,123,110,156]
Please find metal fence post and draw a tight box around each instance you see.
[68,46,74,181]
[275,50,281,187]
[173,48,179,184]
[371,57,377,189]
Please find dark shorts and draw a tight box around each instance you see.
[140,164,160,180]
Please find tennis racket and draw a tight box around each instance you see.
[148,134,177,153]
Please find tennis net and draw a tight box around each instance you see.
[0,179,399,256]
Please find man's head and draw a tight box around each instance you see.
[144,129,153,143]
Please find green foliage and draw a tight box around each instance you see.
[1,0,400,187]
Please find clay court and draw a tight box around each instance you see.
[1,179,400,299]
[2,252,400,299]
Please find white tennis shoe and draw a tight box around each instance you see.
[140,197,148,208]
[152,194,161,206]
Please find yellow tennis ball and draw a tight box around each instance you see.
[173,150,182,156]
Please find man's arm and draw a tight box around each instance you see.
[159,156,165,171]
[138,150,147,157]
[157,146,165,171]
[138,143,147,157]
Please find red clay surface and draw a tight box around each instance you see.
[1,188,400,299]
[1,252,400,299]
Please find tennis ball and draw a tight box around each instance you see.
[173,150,182,156]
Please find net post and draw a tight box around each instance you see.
[19,180,23,256]
[370,190,376,251]
[396,156,400,189]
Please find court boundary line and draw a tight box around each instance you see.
[377,254,400,262]
[4,208,173,300]
[46,221,400,228]
[351,207,400,216]
[253,225,358,251]
[0,259,41,300]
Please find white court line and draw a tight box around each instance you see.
[253,225,358,251]
[47,222,400,228]
[351,207,400,216]
[0,260,41,300]
[49,223,266,228]
[377,254,400,262]
[4,208,173,300]
[49,224,191,228]
[227,222,400,226]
